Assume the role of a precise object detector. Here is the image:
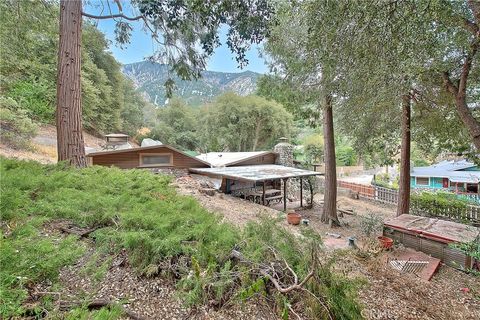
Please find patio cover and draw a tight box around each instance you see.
[189,164,322,182]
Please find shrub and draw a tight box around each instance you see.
[0,97,38,149]
[360,213,384,237]
[6,79,55,123]
[410,191,471,222]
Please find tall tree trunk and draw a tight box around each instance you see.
[397,94,411,216]
[321,94,340,226]
[56,0,87,167]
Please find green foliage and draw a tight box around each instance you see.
[1,158,363,318]
[0,218,85,317]
[198,92,294,152]
[0,1,145,136]
[64,305,123,320]
[143,98,200,150]
[6,79,55,122]
[359,213,384,237]
[451,241,480,276]
[410,191,476,223]
[0,97,38,149]
[336,145,357,167]
[303,134,324,165]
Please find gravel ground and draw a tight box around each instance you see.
[55,245,277,320]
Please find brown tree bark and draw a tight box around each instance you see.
[321,94,340,226]
[442,3,480,152]
[397,94,411,217]
[56,0,87,167]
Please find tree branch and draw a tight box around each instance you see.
[113,0,123,12]
[442,72,458,96]
[468,0,480,26]
[458,38,479,97]
[81,11,143,21]
[462,17,479,36]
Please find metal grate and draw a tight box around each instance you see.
[390,259,429,274]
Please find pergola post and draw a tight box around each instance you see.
[300,177,303,208]
[283,178,288,212]
[262,181,266,206]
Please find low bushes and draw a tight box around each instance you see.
[0,158,363,319]
[0,97,38,149]
[410,191,474,223]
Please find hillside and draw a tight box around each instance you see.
[123,61,260,106]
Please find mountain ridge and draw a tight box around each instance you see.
[122,61,261,106]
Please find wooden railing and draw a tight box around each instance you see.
[337,181,375,198]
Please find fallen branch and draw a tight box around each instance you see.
[259,268,314,293]
[229,246,334,318]
[338,208,355,216]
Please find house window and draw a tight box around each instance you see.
[466,183,478,194]
[139,153,172,167]
[416,177,429,186]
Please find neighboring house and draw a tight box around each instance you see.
[410,160,480,194]
[196,151,277,167]
[87,145,209,169]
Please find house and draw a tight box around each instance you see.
[410,160,480,194]
[87,145,209,169]
[87,137,321,211]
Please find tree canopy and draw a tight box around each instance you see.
[0,0,146,136]
[198,93,293,152]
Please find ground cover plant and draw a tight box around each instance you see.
[0,158,362,319]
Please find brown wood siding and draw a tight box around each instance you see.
[230,153,276,166]
[90,146,207,169]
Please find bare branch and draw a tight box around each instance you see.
[81,11,143,21]
[259,268,314,293]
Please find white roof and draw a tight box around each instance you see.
[190,164,321,182]
[196,151,273,167]
[411,160,480,183]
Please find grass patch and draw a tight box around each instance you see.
[0,217,86,316]
[1,157,363,319]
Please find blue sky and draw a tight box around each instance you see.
[84,1,268,74]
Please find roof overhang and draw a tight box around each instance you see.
[189,164,322,182]
[87,145,211,166]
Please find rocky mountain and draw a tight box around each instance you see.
[122,61,261,106]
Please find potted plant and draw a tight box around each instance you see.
[287,210,301,225]
[377,235,394,249]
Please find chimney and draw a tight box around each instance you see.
[274,137,294,167]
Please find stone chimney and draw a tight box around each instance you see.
[274,137,294,167]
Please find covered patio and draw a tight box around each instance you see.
[189,164,322,211]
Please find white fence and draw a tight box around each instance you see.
[337,180,480,224]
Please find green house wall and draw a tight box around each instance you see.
[410,176,444,188]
